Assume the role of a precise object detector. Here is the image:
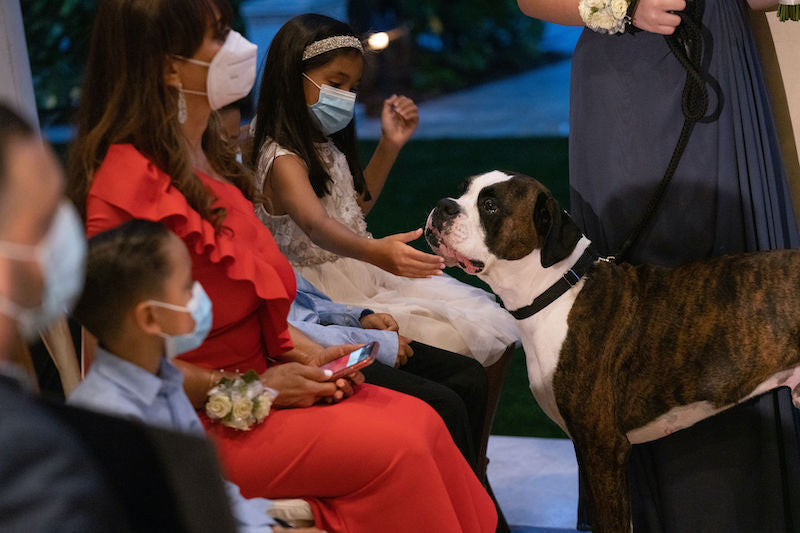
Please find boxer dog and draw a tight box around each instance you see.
[425,170,800,533]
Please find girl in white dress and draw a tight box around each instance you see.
[250,14,518,365]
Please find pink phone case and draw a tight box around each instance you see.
[323,342,378,380]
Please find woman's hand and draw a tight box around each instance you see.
[288,344,366,403]
[380,95,419,150]
[631,0,686,35]
[370,229,444,278]
[360,312,399,331]
[327,371,365,403]
[396,335,414,367]
[259,362,338,408]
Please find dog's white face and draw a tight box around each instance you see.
[424,171,509,274]
[425,170,582,275]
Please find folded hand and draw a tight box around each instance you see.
[360,312,399,331]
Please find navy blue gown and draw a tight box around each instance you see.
[569,1,800,531]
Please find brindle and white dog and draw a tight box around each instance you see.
[425,170,800,533]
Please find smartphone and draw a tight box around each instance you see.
[321,341,378,381]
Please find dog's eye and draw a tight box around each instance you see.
[481,198,498,214]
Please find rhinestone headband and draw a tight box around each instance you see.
[302,35,364,61]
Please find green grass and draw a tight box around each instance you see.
[360,138,570,438]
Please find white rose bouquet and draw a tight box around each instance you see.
[778,0,800,22]
[205,370,278,431]
[579,0,632,35]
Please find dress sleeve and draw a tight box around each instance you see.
[87,144,295,356]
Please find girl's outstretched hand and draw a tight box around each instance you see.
[370,228,445,278]
[381,95,419,149]
[631,0,686,35]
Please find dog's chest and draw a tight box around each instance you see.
[517,292,575,434]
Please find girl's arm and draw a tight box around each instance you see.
[360,95,419,215]
[268,153,443,278]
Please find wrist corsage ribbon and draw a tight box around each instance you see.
[205,370,278,431]
[579,0,644,34]
[779,0,799,22]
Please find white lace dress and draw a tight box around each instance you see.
[255,139,519,365]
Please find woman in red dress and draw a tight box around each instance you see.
[67,1,497,532]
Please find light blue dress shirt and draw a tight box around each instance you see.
[68,347,275,533]
[289,271,399,367]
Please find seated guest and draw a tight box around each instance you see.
[68,1,496,531]
[0,102,121,531]
[290,271,487,472]
[68,219,317,533]
[224,96,490,476]
[250,13,519,364]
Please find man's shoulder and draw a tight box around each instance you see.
[0,379,63,438]
[0,381,122,531]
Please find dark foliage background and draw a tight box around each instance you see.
[23,0,545,123]
[21,0,246,127]
[350,0,546,99]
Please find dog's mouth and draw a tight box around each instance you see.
[425,225,485,275]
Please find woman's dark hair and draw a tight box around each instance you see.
[0,103,35,187]
[73,219,174,344]
[68,0,254,230]
[251,13,368,201]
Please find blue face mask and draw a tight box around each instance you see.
[0,201,87,341]
[303,73,356,136]
[148,281,213,359]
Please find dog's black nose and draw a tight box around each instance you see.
[436,198,460,218]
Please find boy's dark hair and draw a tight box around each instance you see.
[0,102,35,187]
[73,219,174,344]
[250,13,369,201]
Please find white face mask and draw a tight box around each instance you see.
[178,30,257,110]
[0,201,87,341]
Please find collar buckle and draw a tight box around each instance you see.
[563,269,580,286]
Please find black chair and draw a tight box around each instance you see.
[45,401,238,533]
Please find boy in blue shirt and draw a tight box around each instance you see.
[68,219,323,533]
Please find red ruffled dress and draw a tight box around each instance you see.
[85,144,496,533]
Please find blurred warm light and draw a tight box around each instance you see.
[367,32,390,50]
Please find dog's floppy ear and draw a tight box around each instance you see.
[533,192,582,268]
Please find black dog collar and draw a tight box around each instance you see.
[503,248,598,320]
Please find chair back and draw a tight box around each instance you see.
[47,399,238,533]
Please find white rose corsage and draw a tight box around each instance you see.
[778,0,800,21]
[579,0,634,35]
[205,370,278,431]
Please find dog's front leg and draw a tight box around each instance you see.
[572,430,633,533]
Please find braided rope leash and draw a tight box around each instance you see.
[612,7,708,263]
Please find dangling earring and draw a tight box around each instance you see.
[177,82,188,124]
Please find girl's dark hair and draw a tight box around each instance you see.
[68,0,254,230]
[251,13,368,200]
[73,219,173,344]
